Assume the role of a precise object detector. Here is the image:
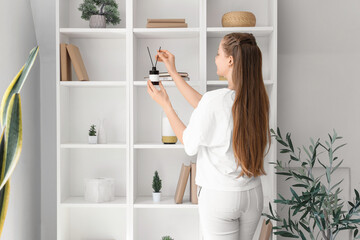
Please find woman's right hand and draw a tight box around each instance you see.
[155,49,177,75]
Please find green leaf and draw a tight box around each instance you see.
[280,149,292,153]
[0,94,22,191]
[290,187,300,202]
[286,133,294,152]
[333,143,347,154]
[326,167,331,184]
[0,46,38,127]
[274,231,299,238]
[277,127,283,139]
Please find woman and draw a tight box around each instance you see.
[147,32,271,240]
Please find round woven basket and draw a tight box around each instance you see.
[221,11,256,27]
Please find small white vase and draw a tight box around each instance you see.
[88,135,97,144]
[98,118,107,144]
[152,192,161,202]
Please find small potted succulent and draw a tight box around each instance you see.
[78,0,121,28]
[162,236,174,240]
[88,124,97,144]
[152,170,162,202]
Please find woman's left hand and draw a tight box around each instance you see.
[147,80,172,110]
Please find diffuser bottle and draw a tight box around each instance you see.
[149,66,159,85]
[161,110,178,144]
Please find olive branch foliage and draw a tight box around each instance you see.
[262,127,360,240]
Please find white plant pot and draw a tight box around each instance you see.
[88,135,97,144]
[152,192,161,202]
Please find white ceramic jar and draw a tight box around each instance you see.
[161,110,177,144]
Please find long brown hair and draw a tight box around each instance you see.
[222,32,271,178]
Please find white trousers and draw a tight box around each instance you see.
[198,183,263,240]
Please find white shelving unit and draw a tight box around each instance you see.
[56,0,277,239]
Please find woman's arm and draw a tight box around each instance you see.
[169,70,202,108]
[155,49,202,108]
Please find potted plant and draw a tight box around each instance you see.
[88,124,97,144]
[152,170,162,202]
[162,236,174,240]
[78,0,121,28]
[262,127,360,240]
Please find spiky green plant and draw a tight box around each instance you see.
[262,127,360,240]
[78,0,121,25]
[162,236,174,240]
[89,124,96,136]
[152,170,162,193]
[0,46,39,236]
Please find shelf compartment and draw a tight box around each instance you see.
[134,208,199,240]
[60,87,127,144]
[132,36,199,85]
[59,34,127,82]
[59,0,126,28]
[133,149,196,206]
[207,0,272,27]
[133,28,200,39]
[60,148,127,204]
[133,0,199,28]
[60,28,126,39]
[133,87,199,143]
[207,27,274,38]
[59,207,127,240]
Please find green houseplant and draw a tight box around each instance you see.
[162,236,174,240]
[78,0,121,28]
[262,127,360,240]
[88,124,97,144]
[152,170,162,202]
[0,46,39,236]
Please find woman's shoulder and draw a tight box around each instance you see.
[200,88,233,108]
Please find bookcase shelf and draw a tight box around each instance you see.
[56,0,277,239]
[134,196,196,209]
[61,196,128,208]
[60,28,127,39]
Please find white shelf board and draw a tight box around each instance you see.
[60,28,127,39]
[133,143,184,149]
[134,80,201,87]
[134,196,197,209]
[207,27,273,38]
[133,28,200,39]
[61,143,127,149]
[61,196,127,207]
[206,80,274,85]
[60,81,127,88]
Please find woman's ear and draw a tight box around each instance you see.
[228,55,234,66]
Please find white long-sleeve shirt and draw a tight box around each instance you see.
[182,88,261,191]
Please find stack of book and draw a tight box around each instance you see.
[144,72,190,81]
[60,43,89,81]
[146,18,188,28]
[174,162,198,204]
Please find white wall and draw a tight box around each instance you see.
[278,0,360,198]
[276,0,360,238]
[0,0,41,239]
[29,0,57,239]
